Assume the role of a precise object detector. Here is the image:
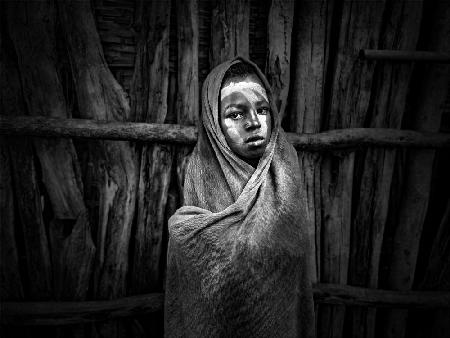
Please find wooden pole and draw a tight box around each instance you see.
[1,116,450,149]
[360,49,450,63]
[2,285,450,326]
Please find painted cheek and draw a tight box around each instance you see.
[222,119,245,144]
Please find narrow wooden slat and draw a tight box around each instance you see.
[176,0,199,203]
[1,116,450,149]
[265,0,294,120]
[2,285,450,326]
[360,49,450,63]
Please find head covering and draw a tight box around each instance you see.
[165,57,315,337]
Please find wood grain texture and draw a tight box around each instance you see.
[0,32,52,301]
[319,2,386,337]
[0,29,23,302]
[176,0,199,203]
[361,49,450,63]
[130,0,172,295]
[383,3,450,337]
[420,201,450,338]
[0,141,23,300]
[5,4,95,320]
[265,0,294,120]
[58,1,137,337]
[289,0,335,290]
[347,2,423,338]
[210,0,250,67]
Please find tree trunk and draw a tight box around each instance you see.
[210,0,250,67]
[57,1,137,337]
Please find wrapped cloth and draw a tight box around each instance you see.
[165,57,315,337]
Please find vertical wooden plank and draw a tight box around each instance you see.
[6,0,86,220]
[383,3,450,337]
[0,28,52,302]
[319,2,386,338]
[290,0,335,285]
[0,143,23,300]
[420,201,450,338]
[176,0,199,203]
[265,0,294,121]
[131,0,172,295]
[0,28,24,303]
[289,3,335,334]
[58,1,138,337]
[210,0,250,67]
[347,2,423,338]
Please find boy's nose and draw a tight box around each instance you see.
[245,109,261,130]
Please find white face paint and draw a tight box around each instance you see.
[219,75,272,163]
[220,81,269,103]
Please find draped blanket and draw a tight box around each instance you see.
[165,57,315,337]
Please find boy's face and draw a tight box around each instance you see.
[219,74,272,160]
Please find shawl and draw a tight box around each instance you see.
[165,56,315,337]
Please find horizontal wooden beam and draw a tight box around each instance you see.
[1,116,450,150]
[360,49,450,63]
[1,293,164,326]
[0,116,197,145]
[2,284,450,326]
[314,283,450,309]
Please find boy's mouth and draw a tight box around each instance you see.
[245,135,265,146]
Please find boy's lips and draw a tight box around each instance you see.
[245,135,265,146]
[245,135,265,143]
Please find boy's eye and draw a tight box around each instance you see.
[227,111,243,119]
[257,107,270,115]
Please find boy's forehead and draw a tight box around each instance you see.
[220,76,268,102]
